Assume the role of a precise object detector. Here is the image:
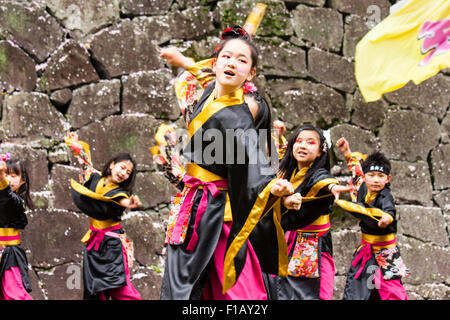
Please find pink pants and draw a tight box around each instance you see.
[0,267,33,300]
[374,268,407,300]
[98,246,141,300]
[201,222,267,300]
[319,251,335,300]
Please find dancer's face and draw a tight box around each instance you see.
[214,39,255,94]
[293,130,321,169]
[363,171,391,193]
[109,160,134,185]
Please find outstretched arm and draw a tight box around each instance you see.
[119,195,142,209]
[65,132,98,183]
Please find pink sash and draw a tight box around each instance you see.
[352,238,396,279]
[85,224,122,251]
[171,174,228,252]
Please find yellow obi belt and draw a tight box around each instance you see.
[298,215,330,235]
[0,228,21,246]
[361,232,396,251]
[81,218,122,251]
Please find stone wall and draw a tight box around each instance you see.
[0,0,448,300]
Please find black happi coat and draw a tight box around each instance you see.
[339,183,404,300]
[161,82,281,299]
[71,172,129,299]
[0,184,32,293]
[355,183,396,235]
[252,168,337,300]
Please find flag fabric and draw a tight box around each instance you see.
[355,0,450,102]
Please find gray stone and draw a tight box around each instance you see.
[48,143,70,164]
[50,88,72,107]
[434,190,450,214]
[287,0,325,6]
[413,283,450,300]
[441,112,450,144]
[0,143,48,192]
[31,191,53,210]
[216,0,293,37]
[121,0,171,15]
[292,5,343,52]
[0,1,64,62]
[130,265,163,300]
[308,47,356,93]
[330,0,391,19]
[430,144,450,190]
[330,124,377,161]
[46,0,120,37]
[68,79,121,129]
[399,235,450,285]
[22,209,87,268]
[349,89,387,130]
[390,160,433,206]
[122,210,166,265]
[122,70,180,120]
[90,19,163,79]
[2,92,67,140]
[343,14,369,58]
[0,40,36,92]
[28,269,47,300]
[330,229,360,275]
[76,114,161,171]
[384,74,450,120]
[168,6,215,40]
[35,262,83,300]
[257,38,307,78]
[397,205,448,246]
[134,16,173,46]
[134,172,178,210]
[50,164,80,212]
[268,79,348,129]
[379,109,440,162]
[38,40,99,92]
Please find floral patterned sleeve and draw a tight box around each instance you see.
[185,58,216,89]
[64,137,99,183]
[345,152,368,201]
[150,124,186,190]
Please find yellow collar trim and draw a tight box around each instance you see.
[188,87,244,138]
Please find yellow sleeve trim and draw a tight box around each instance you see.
[0,178,10,190]
[335,199,387,222]
[223,178,287,293]
[70,179,128,206]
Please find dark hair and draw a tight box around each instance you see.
[101,153,137,193]
[362,151,391,175]
[278,124,330,192]
[213,26,259,69]
[6,159,34,210]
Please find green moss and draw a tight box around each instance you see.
[4,5,27,34]
[0,45,8,71]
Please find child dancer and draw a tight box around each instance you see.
[253,124,350,300]
[65,132,142,300]
[335,137,409,300]
[160,26,293,300]
[0,155,34,300]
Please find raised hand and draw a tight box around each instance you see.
[335,137,351,157]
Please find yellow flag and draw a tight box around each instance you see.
[355,0,450,102]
